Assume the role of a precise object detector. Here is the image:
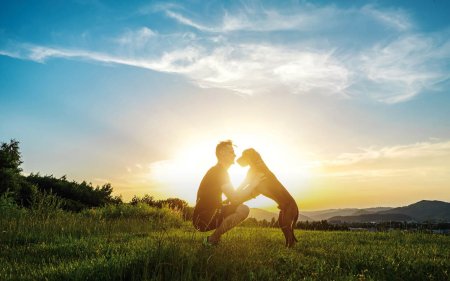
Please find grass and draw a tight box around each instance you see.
[1,205,449,281]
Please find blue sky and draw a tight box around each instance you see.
[1,0,449,210]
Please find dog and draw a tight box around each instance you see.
[237,148,299,247]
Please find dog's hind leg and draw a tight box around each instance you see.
[278,210,294,247]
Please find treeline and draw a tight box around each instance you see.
[131,194,193,220]
[26,174,122,211]
[241,218,348,230]
[0,140,120,211]
[0,139,192,216]
[241,217,450,231]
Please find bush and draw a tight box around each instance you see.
[16,179,38,207]
[0,169,21,196]
[0,191,25,218]
[82,203,184,228]
[29,190,64,219]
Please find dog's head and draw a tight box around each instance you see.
[237,148,262,167]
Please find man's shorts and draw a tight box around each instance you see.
[193,204,239,232]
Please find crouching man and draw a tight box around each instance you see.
[192,140,264,245]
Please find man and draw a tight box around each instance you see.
[192,140,264,245]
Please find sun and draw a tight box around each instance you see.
[148,131,312,209]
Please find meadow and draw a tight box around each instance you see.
[1,198,449,281]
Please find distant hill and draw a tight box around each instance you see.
[248,208,277,221]
[329,213,413,223]
[302,207,392,221]
[250,200,450,223]
[328,200,450,223]
[249,208,312,222]
[352,207,393,216]
[302,209,359,221]
[378,200,450,222]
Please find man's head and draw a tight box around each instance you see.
[216,140,236,167]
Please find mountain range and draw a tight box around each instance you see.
[248,200,450,223]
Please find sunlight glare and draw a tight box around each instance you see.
[148,131,312,208]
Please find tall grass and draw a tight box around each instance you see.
[0,195,183,246]
[1,195,448,281]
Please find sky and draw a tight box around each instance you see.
[1,0,449,211]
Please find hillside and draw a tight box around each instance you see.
[302,207,393,221]
[378,200,450,222]
[249,208,312,222]
[250,201,450,223]
[328,213,413,223]
[327,200,450,223]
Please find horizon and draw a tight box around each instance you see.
[1,1,449,211]
[252,199,449,213]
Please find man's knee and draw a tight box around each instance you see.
[237,204,250,218]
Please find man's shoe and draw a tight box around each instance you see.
[202,236,217,247]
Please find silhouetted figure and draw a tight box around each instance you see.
[237,148,299,247]
[192,140,264,245]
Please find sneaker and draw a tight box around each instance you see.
[202,236,217,247]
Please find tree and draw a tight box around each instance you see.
[131,194,155,206]
[0,139,39,206]
[0,139,22,173]
[0,139,23,195]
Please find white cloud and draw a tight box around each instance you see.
[1,4,448,103]
[328,141,450,166]
[355,33,450,103]
[163,5,342,33]
[321,140,450,178]
[165,10,215,32]
[185,44,350,96]
[361,5,412,31]
[162,4,412,34]
[1,42,350,96]
[0,50,21,59]
[115,27,156,49]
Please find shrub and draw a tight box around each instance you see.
[0,191,25,218]
[29,190,63,219]
[82,203,183,228]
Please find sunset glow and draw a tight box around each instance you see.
[146,131,313,209]
[1,0,449,211]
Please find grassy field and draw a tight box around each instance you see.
[1,204,449,281]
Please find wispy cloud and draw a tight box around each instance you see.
[162,4,412,33]
[1,3,448,103]
[320,140,450,178]
[361,5,412,31]
[165,10,216,32]
[181,44,351,96]
[354,33,450,103]
[164,8,313,33]
[1,42,350,96]
[328,141,450,165]
[115,27,156,49]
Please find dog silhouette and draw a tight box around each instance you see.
[237,148,299,247]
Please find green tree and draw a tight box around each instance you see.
[0,139,23,195]
[0,139,38,206]
[0,139,22,173]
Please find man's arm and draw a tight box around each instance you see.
[221,173,265,205]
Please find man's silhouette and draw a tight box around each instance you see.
[192,140,264,245]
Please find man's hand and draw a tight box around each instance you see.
[248,172,265,188]
[222,173,266,205]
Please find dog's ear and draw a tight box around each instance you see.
[247,148,260,160]
[244,148,261,164]
[247,148,263,165]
